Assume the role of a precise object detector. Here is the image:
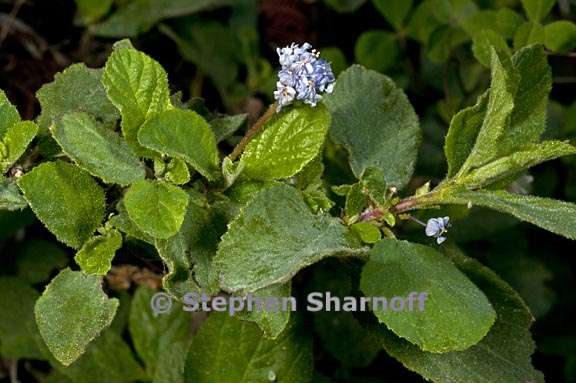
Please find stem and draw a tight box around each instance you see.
[229,103,276,161]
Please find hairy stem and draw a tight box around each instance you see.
[229,103,276,161]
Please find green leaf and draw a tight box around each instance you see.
[544,21,576,53]
[444,188,576,240]
[373,246,544,383]
[325,65,420,188]
[102,45,171,157]
[457,45,551,174]
[0,277,44,359]
[93,0,233,37]
[513,21,545,49]
[109,201,154,244]
[210,113,248,143]
[459,49,518,171]
[323,0,367,13]
[214,184,364,293]
[74,229,123,276]
[37,63,119,130]
[0,176,27,210]
[138,109,219,180]
[444,92,488,178]
[54,329,146,383]
[521,0,555,22]
[371,0,412,29]
[495,8,524,38]
[35,268,119,366]
[354,31,400,73]
[459,140,576,189]
[345,182,369,218]
[472,30,511,68]
[0,90,20,137]
[74,0,113,24]
[184,313,313,383]
[18,161,106,249]
[15,240,68,284]
[1,121,38,173]
[52,112,145,186]
[351,222,382,244]
[360,239,496,352]
[236,283,292,339]
[240,104,330,181]
[161,158,191,185]
[154,197,221,296]
[129,286,192,383]
[124,180,189,240]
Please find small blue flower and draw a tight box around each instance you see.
[274,43,335,111]
[425,217,450,244]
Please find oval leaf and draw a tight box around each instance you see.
[52,112,145,186]
[17,161,106,249]
[124,180,189,239]
[240,104,330,181]
[360,239,496,352]
[34,268,119,366]
[138,109,219,180]
[324,65,420,188]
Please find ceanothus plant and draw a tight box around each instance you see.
[0,37,573,383]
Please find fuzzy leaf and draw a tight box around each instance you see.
[513,22,545,49]
[444,93,488,178]
[214,184,364,293]
[74,229,123,276]
[472,30,511,68]
[102,44,171,157]
[138,109,219,180]
[35,269,119,366]
[1,121,38,173]
[240,105,330,181]
[325,65,420,188]
[0,176,27,211]
[154,197,221,296]
[521,0,555,22]
[53,112,145,186]
[373,246,544,383]
[0,90,20,137]
[544,21,576,53]
[124,180,189,240]
[17,161,106,249]
[184,313,313,383]
[454,45,551,175]
[460,140,576,188]
[37,63,119,130]
[444,188,576,240]
[236,283,292,339]
[360,239,496,352]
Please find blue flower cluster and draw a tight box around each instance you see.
[273,43,336,111]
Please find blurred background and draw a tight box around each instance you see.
[0,0,575,382]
